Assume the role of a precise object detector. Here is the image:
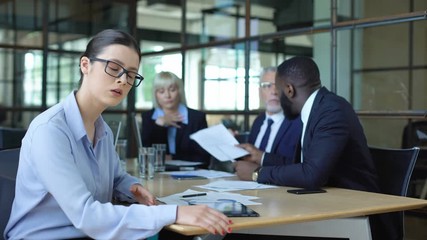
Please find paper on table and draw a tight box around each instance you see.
[165,160,204,166]
[190,124,249,161]
[162,169,235,179]
[196,180,279,192]
[157,189,261,206]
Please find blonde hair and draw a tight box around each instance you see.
[152,71,187,108]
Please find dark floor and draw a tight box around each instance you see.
[405,208,427,240]
[405,179,427,240]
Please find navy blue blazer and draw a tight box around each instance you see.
[249,113,302,164]
[260,87,379,192]
[141,107,210,167]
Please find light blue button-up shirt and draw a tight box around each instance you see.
[4,91,176,239]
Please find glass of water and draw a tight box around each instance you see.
[138,147,155,179]
[153,144,167,172]
[116,139,127,170]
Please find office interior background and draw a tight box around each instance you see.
[0,0,426,239]
[0,1,426,160]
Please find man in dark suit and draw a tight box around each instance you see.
[236,57,378,190]
[248,67,301,161]
[235,56,391,240]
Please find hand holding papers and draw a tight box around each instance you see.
[190,124,249,161]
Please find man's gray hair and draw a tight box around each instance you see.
[259,66,277,81]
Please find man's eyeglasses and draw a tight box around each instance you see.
[260,82,275,90]
[90,57,144,87]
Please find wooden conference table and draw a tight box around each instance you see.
[133,168,427,239]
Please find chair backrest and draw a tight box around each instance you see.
[401,120,427,198]
[369,146,419,240]
[369,146,419,197]
[402,120,427,148]
[0,127,26,150]
[0,148,20,239]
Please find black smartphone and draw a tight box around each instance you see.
[287,188,327,194]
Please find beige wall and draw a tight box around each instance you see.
[360,0,427,148]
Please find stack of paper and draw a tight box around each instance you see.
[162,169,235,179]
[196,180,279,192]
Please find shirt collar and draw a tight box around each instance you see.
[301,89,319,126]
[265,110,284,123]
[63,91,107,143]
[152,103,189,125]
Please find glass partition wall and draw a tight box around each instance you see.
[0,0,426,154]
[0,0,138,140]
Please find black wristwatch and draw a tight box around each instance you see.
[252,167,262,182]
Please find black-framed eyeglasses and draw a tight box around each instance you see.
[260,82,275,90]
[90,57,144,87]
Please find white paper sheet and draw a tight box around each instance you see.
[161,169,235,179]
[190,124,249,161]
[157,189,262,206]
[165,160,204,166]
[196,180,279,192]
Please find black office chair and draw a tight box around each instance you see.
[0,127,26,150]
[369,146,420,240]
[402,121,427,149]
[0,148,20,240]
[401,120,427,199]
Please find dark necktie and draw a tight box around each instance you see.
[259,118,274,151]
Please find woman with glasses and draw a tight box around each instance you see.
[141,71,210,167]
[4,29,231,239]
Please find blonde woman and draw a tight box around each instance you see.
[141,71,210,167]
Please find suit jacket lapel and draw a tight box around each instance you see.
[175,107,193,149]
[293,133,302,163]
[249,114,264,144]
[303,87,327,151]
[175,122,186,151]
[271,118,291,153]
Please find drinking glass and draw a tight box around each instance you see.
[138,147,155,179]
[153,144,166,172]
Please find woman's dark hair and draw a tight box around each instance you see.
[78,29,141,87]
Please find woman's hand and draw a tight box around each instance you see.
[130,184,156,206]
[176,205,232,235]
[155,113,183,128]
